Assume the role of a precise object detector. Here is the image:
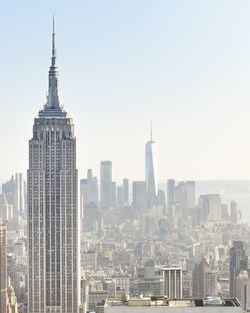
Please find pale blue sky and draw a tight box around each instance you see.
[1,1,250,182]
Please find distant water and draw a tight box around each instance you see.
[160,180,250,224]
[196,180,250,224]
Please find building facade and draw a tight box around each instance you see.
[123,179,129,205]
[28,20,79,313]
[0,218,7,313]
[175,181,195,218]
[158,267,182,299]
[80,169,99,232]
[199,194,222,222]
[132,181,147,214]
[100,161,112,210]
[229,241,248,298]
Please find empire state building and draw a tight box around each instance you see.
[28,19,79,313]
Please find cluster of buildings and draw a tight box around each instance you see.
[0,20,249,313]
[0,173,26,222]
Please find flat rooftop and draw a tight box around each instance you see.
[104,297,243,312]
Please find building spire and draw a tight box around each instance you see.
[52,15,56,67]
[150,121,153,142]
[46,15,60,109]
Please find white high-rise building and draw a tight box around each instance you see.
[14,173,25,216]
[27,19,79,313]
[145,125,158,208]
[157,267,183,299]
[100,161,112,209]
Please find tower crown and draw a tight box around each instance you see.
[39,17,67,118]
[47,16,60,109]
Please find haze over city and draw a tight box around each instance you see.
[1,1,250,181]
[3,2,250,313]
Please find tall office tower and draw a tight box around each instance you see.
[2,176,15,212]
[199,194,222,221]
[123,178,129,204]
[116,186,124,209]
[185,181,195,209]
[221,204,230,221]
[229,241,248,297]
[111,182,117,208]
[16,173,25,215]
[86,169,98,205]
[82,203,99,233]
[230,200,242,224]
[192,259,205,298]
[100,161,112,209]
[145,125,158,208]
[132,181,147,214]
[80,179,88,220]
[231,200,237,223]
[2,173,26,217]
[192,259,218,298]
[175,182,185,205]
[27,20,79,313]
[175,181,195,217]
[0,218,7,313]
[158,267,182,299]
[167,179,175,221]
[80,170,99,222]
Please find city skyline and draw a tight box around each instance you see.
[2,3,250,312]
[1,1,250,181]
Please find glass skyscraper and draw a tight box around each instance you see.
[145,126,158,208]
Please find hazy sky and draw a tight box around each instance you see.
[1,0,250,183]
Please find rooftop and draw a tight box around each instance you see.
[104,297,243,312]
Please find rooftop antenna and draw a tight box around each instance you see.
[150,121,153,142]
[51,14,56,66]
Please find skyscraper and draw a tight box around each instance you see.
[80,169,99,232]
[175,181,195,217]
[80,170,99,223]
[123,178,129,205]
[199,194,222,221]
[27,19,79,313]
[145,124,158,208]
[132,181,147,214]
[167,179,175,222]
[229,241,248,297]
[0,217,7,313]
[100,161,112,209]
[2,173,26,218]
[14,173,25,216]
[86,169,99,206]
